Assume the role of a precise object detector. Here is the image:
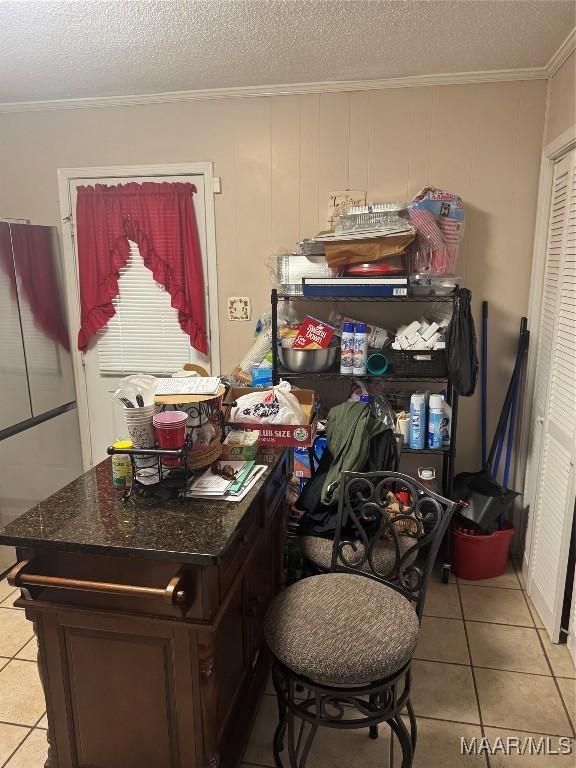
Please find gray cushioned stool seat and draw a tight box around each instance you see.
[299,534,416,573]
[264,573,419,686]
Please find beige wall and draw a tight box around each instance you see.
[0,79,546,471]
[546,51,576,144]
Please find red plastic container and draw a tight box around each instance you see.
[452,523,515,580]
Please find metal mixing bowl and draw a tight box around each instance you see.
[279,345,339,373]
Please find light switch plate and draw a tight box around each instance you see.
[228,297,251,321]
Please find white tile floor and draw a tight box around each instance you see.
[0,559,574,767]
[241,560,576,768]
[0,581,47,768]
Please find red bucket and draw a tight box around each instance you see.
[452,523,515,580]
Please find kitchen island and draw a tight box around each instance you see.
[0,449,290,768]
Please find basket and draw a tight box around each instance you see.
[389,349,447,377]
[187,438,222,470]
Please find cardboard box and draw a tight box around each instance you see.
[324,233,414,267]
[221,430,260,461]
[223,387,318,447]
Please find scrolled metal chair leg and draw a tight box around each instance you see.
[406,698,417,751]
[273,718,287,767]
[369,724,378,739]
[388,716,414,768]
[284,710,319,768]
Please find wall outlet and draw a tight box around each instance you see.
[228,297,251,321]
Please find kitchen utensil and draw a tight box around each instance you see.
[279,344,339,373]
[136,394,145,407]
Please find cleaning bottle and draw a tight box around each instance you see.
[353,322,368,375]
[409,393,426,450]
[340,322,355,375]
[442,400,452,447]
[428,394,445,449]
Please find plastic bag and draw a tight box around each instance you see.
[408,187,465,275]
[445,288,478,396]
[230,381,305,425]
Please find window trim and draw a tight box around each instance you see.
[57,163,220,470]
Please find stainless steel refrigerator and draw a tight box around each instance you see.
[0,221,83,574]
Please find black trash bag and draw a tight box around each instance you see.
[446,288,478,396]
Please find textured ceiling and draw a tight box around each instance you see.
[0,0,574,104]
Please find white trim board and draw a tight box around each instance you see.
[546,27,576,77]
[0,67,549,113]
[57,163,220,470]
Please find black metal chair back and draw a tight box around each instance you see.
[330,471,458,619]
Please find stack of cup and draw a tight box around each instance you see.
[124,404,157,469]
[153,411,188,466]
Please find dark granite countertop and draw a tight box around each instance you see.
[0,450,286,565]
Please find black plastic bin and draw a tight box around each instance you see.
[388,349,447,377]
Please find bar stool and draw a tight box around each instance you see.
[299,532,416,575]
[264,471,458,767]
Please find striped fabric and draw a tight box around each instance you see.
[264,573,419,685]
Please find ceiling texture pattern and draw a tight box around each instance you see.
[0,0,574,105]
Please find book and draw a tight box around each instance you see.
[302,284,409,298]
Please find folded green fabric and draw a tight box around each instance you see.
[321,401,387,506]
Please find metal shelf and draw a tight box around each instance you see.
[270,287,460,499]
[276,367,449,383]
[401,446,452,456]
[277,292,457,303]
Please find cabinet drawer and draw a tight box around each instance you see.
[8,552,202,619]
[219,512,257,597]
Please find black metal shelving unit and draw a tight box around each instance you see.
[271,286,460,500]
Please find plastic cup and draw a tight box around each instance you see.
[153,411,187,465]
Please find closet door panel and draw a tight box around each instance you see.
[523,155,570,537]
[527,149,576,641]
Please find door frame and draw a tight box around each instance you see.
[57,162,221,470]
[517,126,576,588]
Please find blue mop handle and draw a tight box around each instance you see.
[481,301,488,468]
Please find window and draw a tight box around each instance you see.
[97,241,191,375]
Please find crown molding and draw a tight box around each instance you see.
[546,27,576,76]
[0,67,549,114]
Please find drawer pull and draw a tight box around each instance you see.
[8,560,191,611]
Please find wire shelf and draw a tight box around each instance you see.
[276,367,449,383]
[275,291,457,303]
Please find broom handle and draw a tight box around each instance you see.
[487,325,529,471]
[481,301,488,468]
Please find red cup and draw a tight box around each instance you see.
[154,424,186,466]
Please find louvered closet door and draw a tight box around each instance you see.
[527,149,576,641]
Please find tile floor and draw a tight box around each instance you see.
[0,560,574,767]
[243,560,576,768]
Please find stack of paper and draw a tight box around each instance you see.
[186,461,267,502]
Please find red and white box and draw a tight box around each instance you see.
[292,316,336,350]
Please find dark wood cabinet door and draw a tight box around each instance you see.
[215,576,246,730]
[244,526,276,669]
[38,608,199,768]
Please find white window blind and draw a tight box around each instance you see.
[97,241,191,374]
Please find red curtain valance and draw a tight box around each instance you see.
[75,181,207,354]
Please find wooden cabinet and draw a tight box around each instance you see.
[14,453,289,768]
[35,608,199,768]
